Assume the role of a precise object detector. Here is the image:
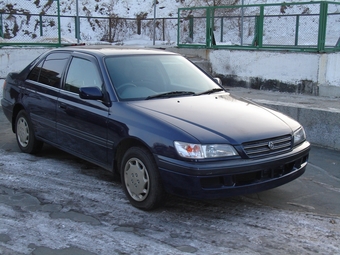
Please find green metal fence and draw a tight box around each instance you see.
[2,1,339,51]
[177,1,340,52]
[0,0,62,47]
[0,0,177,48]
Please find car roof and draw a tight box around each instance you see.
[51,45,178,57]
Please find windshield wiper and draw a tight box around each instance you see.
[146,91,195,100]
[195,88,224,96]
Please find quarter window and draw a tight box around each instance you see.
[27,61,42,82]
[27,53,69,88]
[65,57,102,93]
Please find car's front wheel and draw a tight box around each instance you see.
[121,146,165,210]
[15,110,43,154]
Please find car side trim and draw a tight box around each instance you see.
[57,122,110,149]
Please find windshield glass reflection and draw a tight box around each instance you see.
[105,55,221,100]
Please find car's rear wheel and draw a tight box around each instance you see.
[121,146,165,210]
[15,110,43,154]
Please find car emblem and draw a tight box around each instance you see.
[268,141,275,150]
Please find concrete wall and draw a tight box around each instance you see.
[0,48,49,79]
[210,51,319,83]
[169,48,340,97]
[321,53,340,96]
[259,102,340,151]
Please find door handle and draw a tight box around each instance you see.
[59,103,67,109]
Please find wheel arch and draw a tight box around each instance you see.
[11,104,25,133]
[113,137,156,176]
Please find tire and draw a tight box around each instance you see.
[15,110,43,154]
[121,147,165,210]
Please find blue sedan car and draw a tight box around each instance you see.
[1,46,310,210]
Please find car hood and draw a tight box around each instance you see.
[127,93,301,144]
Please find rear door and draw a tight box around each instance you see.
[56,52,110,166]
[24,52,70,144]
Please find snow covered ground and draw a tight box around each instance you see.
[0,144,339,255]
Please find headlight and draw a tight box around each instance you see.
[174,141,238,159]
[293,127,306,146]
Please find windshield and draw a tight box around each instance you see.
[105,55,222,100]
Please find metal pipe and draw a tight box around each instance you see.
[76,0,79,43]
[241,0,244,46]
[153,0,156,45]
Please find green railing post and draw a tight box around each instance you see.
[220,17,224,43]
[189,15,194,41]
[73,17,81,41]
[206,7,211,47]
[252,16,259,46]
[318,1,328,52]
[257,5,264,48]
[206,7,215,48]
[211,7,216,47]
[74,16,78,38]
[162,18,165,41]
[295,15,300,46]
[57,0,61,46]
[39,15,43,36]
[177,9,180,45]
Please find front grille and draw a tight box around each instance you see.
[242,135,292,158]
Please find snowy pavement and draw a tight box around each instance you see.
[0,108,339,255]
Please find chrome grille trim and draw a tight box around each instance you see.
[242,135,292,158]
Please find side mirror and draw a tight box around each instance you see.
[213,77,222,86]
[79,87,103,100]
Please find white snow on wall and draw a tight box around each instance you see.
[325,53,340,86]
[209,50,320,84]
[0,48,49,78]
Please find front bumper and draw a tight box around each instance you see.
[157,141,310,199]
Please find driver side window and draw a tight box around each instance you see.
[65,57,102,93]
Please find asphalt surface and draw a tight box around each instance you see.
[0,93,340,254]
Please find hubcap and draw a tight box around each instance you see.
[124,158,150,202]
[17,117,29,148]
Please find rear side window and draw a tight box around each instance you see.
[27,52,70,88]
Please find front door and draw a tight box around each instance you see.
[56,53,109,167]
